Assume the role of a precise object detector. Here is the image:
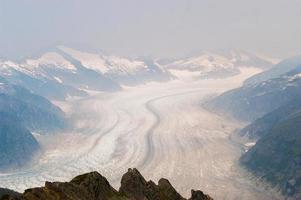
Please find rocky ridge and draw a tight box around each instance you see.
[0,168,213,200]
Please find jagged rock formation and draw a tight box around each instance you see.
[0,168,213,200]
[0,188,21,200]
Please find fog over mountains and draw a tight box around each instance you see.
[1,1,301,199]
[0,47,273,100]
[1,45,301,199]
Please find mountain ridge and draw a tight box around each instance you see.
[0,168,213,200]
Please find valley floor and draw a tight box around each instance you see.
[0,68,282,199]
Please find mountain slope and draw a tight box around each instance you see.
[55,48,121,91]
[58,46,172,85]
[0,116,40,171]
[0,58,88,100]
[0,46,175,100]
[204,56,301,198]
[240,111,301,198]
[0,168,213,200]
[165,50,273,79]
[0,77,66,170]
[0,48,121,100]
[239,99,301,140]
[244,55,301,85]
[0,79,66,133]
[205,65,301,122]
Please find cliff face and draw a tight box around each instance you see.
[0,168,213,200]
[240,111,301,198]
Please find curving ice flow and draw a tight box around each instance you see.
[0,68,282,200]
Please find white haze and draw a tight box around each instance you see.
[0,0,301,59]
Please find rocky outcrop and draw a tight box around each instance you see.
[0,168,213,200]
[189,190,213,200]
[119,168,186,200]
[0,188,21,200]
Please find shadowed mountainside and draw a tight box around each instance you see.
[204,57,301,198]
[240,105,301,198]
[0,76,66,171]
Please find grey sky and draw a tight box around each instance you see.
[0,0,301,59]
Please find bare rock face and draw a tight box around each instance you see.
[189,190,213,200]
[70,171,120,200]
[119,168,149,199]
[0,188,21,200]
[0,168,213,200]
[158,178,184,200]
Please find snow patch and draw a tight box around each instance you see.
[58,46,147,75]
[54,76,63,83]
[25,52,76,70]
[245,142,256,147]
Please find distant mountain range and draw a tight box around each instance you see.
[58,46,173,86]
[0,46,173,100]
[205,55,301,198]
[0,48,275,100]
[0,168,213,200]
[165,50,274,79]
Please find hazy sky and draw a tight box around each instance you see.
[1,0,301,59]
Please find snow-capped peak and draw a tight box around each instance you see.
[58,46,108,73]
[58,46,147,75]
[25,52,76,70]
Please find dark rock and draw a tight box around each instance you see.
[0,188,21,200]
[158,178,184,200]
[2,168,213,200]
[119,168,149,199]
[70,171,120,200]
[189,190,213,200]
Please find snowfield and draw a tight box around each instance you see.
[58,46,148,75]
[0,68,282,199]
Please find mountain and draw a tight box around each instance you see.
[244,55,301,86]
[0,46,174,100]
[204,56,301,198]
[0,188,21,200]
[0,77,66,170]
[240,110,301,198]
[58,46,172,85]
[0,50,119,100]
[204,65,301,122]
[165,50,274,79]
[0,77,66,133]
[0,117,39,171]
[236,72,301,198]
[205,55,301,199]
[0,168,213,200]
[239,99,301,140]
